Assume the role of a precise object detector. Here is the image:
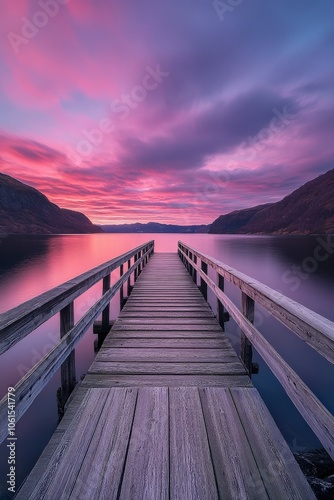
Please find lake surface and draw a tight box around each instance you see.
[0,233,333,495]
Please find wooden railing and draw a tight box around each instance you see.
[178,241,334,460]
[0,240,154,443]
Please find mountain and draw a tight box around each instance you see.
[209,203,273,234]
[0,173,103,234]
[102,222,209,233]
[244,169,334,234]
[209,169,334,235]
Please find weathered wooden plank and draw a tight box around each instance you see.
[131,291,196,295]
[231,387,316,499]
[122,305,212,311]
[131,284,199,287]
[133,284,196,287]
[139,268,189,270]
[130,287,198,291]
[127,299,206,304]
[103,338,230,349]
[81,373,253,387]
[132,282,196,286]
[128,293,203,298]
[89,361,246,375]
[169,387,218,499]
[199,387,268,499]
[97,347,237,363]
[130,292,198,296]
[128,292,202,296]
[111,324,222,331]
[108,330,226,339]
[119,388,169,499]
[69,388,138,500]
[115,318,218,325]
[124,301,210,306]
[118,311,215,318]
[136,269,198,274]
[131,282,197,287]
[131,287,202,292]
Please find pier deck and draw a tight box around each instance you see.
[16,253,314,499]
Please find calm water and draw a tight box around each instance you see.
[0,233,333,496]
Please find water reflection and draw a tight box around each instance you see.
[0,233,333,494]
[0,235,50,275]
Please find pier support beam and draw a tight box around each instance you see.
[241,292,254,375]
[127,259,132,297]
[101,274,111,333]
[193,255,197,285]
[217,273,225,331]
[120,264,125,310]
[200,261,208,300]
[59,302,76,406]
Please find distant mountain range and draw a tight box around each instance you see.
[1,169,333,235]
[210,168,334,235]
[0,173,102,234]
[101,222,208,233]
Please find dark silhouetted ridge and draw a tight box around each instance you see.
[0,173,103,234]
[210,169,334,234]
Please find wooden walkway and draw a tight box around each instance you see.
[17,253,315,499]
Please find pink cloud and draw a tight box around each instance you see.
[0,1,333,226]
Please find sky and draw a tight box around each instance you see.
[0,0,333,225]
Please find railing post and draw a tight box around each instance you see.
[217,273,225,330]
[200,260,208,300]
[60,302,76,404]
[120,264,124,310]
[241,292,254,375]
[127,259,131,296]
[193,255,197,284]
[134,253,138,281]
[138,250,142,275]
[101,274,111,333]
[181,245,184,263]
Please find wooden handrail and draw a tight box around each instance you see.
[0,241,154,355]
[178,242,334,363]
[0,241,154,444]
[178,241,334,459]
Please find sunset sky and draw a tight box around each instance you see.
[0,0,333,225]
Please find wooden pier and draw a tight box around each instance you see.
[1,241,333,499]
